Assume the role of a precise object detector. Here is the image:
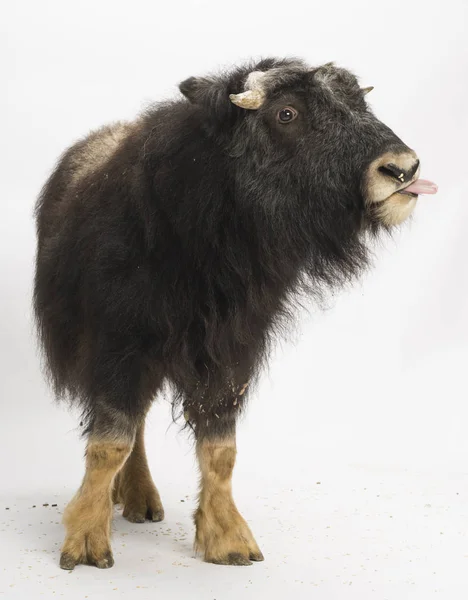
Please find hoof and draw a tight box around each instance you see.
[210,552,252,566]
[94,551,114,569]
[123,506,164,523]
[250,550,265,562]
[59,549,115,570]
[59,552,77,571]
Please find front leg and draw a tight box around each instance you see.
[60,435,133,570]
[194,415,263,566]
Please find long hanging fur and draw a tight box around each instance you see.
[33,58,409,438]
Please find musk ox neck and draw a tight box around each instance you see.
[142,107,368,307]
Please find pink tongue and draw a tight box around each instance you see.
[403,179,438,195]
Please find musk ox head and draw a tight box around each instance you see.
[180,58,437,231]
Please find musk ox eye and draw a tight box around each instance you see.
[277,107,298,124]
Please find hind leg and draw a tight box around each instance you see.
[59,341,163,570]
[59,388,148,571]
[113,417,164,523]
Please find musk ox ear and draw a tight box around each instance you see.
[179,77,205,103]
[179,76,234,124]
[179,77,225,107]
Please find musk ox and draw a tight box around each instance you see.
[33,57,437,570]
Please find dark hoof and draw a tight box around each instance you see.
[59,552,77,571]
[211,552,252,566]
[123,506,164,523]
[94,552,114,569]
[148,508,164,522]
[125,512,146,523]
[60,550,114,570]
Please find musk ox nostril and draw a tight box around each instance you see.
[379,159,420,183]
[379,164,402,181]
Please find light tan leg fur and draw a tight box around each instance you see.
[60,438,132,570]
[113,421,164,523]
[195,437,263,566]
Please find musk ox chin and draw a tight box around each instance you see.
[33,57,437,570]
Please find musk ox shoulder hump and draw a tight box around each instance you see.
[67,121,134,186]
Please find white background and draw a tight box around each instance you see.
[1,0,467,598]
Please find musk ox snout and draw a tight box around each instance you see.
[365,149,437,226]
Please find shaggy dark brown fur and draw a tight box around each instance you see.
[34,57,423,569]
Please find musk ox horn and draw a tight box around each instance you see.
[229,89,265,109]
[362,86,374,95]
[229,70,267,110]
